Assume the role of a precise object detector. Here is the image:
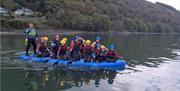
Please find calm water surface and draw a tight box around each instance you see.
[1,34,180,91]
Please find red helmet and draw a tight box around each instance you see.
[54,35,60,38]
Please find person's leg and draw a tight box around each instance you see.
[32,39,37,54]
[26,39,31,55]
[45,51,50,57]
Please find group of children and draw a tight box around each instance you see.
[35,35,122,62]
[24,23,122,62]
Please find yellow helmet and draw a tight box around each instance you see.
[62,37,68,41]
[101,45,105,49]
[43,36,48,41]
[60,40,66,45]
[85,40,91,44]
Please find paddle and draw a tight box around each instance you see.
[66,58,73,66]
[53,56,62,66]
[43,59,49,63]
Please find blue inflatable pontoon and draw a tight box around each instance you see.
[19,54,126,67]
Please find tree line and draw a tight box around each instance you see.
[1,0,180,32]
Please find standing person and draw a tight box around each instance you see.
[24,23,38,56]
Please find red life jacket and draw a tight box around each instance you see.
[60,44,67,51]
[95,48,101,55]
[83,45,91,53]
[39,43,47,52]
[107,50,116,56]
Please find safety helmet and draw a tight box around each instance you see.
[43,36,48,41]
[62,37,67,41]
[85,40,91,44]
[60,40,66,45]
[101,45,105,49]
[109,44,115,49]
[75,35,79,39]
[96,36,101,41]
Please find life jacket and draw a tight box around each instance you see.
[52,40,59,52]
[83,45,92,53]
[70,40,76,49]
[92,41,100,48]
[39,42,47,52]
[107,50,116,56]
[100,50,107,56]
[60,44,67,51]
[72,40,83,51]
[95,48,101,55]
[25,28,37,39]
[53,40,60,47]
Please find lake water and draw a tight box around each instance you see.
[1,33,180,91]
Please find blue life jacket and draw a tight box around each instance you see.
[24,28,37,39]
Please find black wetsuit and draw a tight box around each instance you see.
[24,28,37,55]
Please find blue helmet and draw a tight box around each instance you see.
[73,35,79,40]
[109,44,115,49]
[75,35,79,39]
[96,43,101,48]
[96,36,101,41]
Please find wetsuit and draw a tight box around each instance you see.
[99,50,107,61]
[24,28,37,55]
[94,48,101,62]
[51,40,60,58]
[58,44,67,59]
[70,40,82,61]
[83,45,93,61]
[106,50,119,62]
[37,42,50,57]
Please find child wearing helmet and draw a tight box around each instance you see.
[69,36,84,61]
[36,37,50,57]
[62,37,68,42]
[91,36,101,48]
[57,40,68,59]
[99,45,108,61]
[51,34,60,58]
[94,44,108,62]
[94,43,102,62]
[106,44,121,62]
[83,40,93,62]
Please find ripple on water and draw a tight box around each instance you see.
[172,49,180,56]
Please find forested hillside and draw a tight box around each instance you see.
[1,0,180,32]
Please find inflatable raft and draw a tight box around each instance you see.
[19,54,126,67]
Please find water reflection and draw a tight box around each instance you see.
[1,34,180,91]
[24,67,120,91]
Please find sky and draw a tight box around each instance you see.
[146,0,180,11]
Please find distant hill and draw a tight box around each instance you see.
[1,0,180,32]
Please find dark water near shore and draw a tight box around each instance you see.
[1,34,180,91]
